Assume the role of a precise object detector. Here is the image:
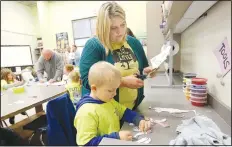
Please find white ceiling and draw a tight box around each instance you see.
[18,1,37,7]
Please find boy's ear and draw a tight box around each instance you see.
[91,85,97,91]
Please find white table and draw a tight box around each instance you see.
[1,83,66,121]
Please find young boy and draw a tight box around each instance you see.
[62,64,74,83]
[65,71,81,106]
[74,61,151,146]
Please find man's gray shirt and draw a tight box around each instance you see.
[36,52,64,81]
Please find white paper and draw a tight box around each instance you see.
[37,81,66,86]
[150,45,171,69]
[143,138,151,144]
[49,81,66,86]
[134,132,145,138]
[133,127,140,132]
[137,137,149,143]
[150,107,197,116]
[129,123,134,126]
[153,107,190,114]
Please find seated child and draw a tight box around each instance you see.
[1,68,25,91]
[62,64,74,83]
[74,61,151,146]
[65,71,81,106]
[1,68,27,124]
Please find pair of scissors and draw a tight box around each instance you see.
[135,68,159,80]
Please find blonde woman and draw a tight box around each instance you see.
[79,2,156,111]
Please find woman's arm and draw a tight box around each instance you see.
[79,38,105,91]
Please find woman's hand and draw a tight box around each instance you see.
[120,75,144,89]
[143,67,157,78]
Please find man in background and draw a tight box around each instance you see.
[36,49,64,83]
[73,45,81,67]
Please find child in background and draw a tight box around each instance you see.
[62,64,74,83]
[1,68,27,124]
[1,68,24,91]
[65,71,81,106]
[68,47,75,65]
[74,61,151,146]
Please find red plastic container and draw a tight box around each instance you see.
[191,78,207,85]
[190,99,206,107]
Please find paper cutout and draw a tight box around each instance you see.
[137,137,148,143]
[150,45,171,69]
[143,138,151,144]
[37,81,66,86]
[136,137,151,144]
[129,123,134,126]
[134,132,145,138]
[133,127,140,132]
[150,118,170,128]
[149,106,197,115]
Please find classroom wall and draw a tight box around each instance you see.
[181,1,231,108]
[146,1,182,71]
[1,1,37,64]
[146,1,165,71]
[36,1,147,49]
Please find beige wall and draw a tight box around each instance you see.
[146,1,182,71]
[181,1,231,108]
[1,1,37,63]
[146,1,164,70]
[35,1,147,49]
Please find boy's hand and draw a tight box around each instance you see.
[119,130,133,141]
[139,120,152,132]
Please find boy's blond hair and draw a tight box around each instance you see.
[65,64,74,72]
[88,61,121,87]
[96,2,126,55]
[69,71,80,83]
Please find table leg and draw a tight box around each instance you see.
[35,104,44,113]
